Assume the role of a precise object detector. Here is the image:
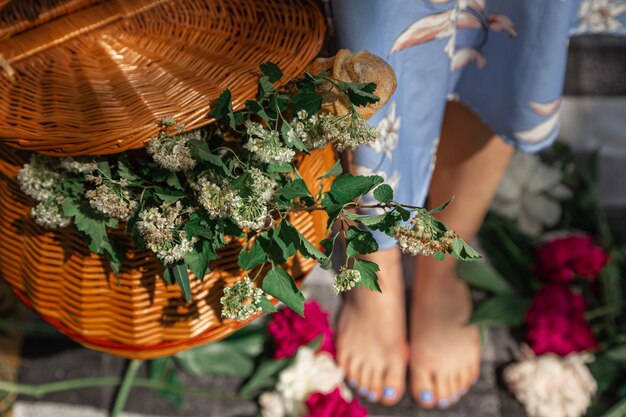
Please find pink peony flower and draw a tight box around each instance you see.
[306,388,368,417]
[525,285,598,356]
[534,235,608,283]
[268,301,335,359]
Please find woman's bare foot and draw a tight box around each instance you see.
[336,246,408,405]
[410,256,481,409]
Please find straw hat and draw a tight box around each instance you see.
[0,0,325,155]
[0,0,332,359]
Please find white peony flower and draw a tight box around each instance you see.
[504,347,597,417]
[259,391,287,417]
[491,152,571,236]
[578,0,626,33]
[271,347,345,417]
[370,101,400,160]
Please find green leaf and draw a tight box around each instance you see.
[117,157,142,183]
[318,235,337,270]
[267,163,294,174]
[457,260,512,294]
[100,239,124,276]
[245,100,270,122]
[298,232,328,263]
[342,211,387,227]
[599,397,626,417]
[176,342,255,378]
[156,189,185,205]
[163,267,174,285]
[238,238,268,270]
[451,237,481,260]
[185,239,216,281]
[149,357,183,407]
[291,92,322,116]
[469,294,531,327]
[262,267,305,316]
[210,89,242,129]
[605,345,626,363]
[166,172,183,190]
[353,258,381,292]
[340,81,380,107]
[373,184,393,204]
[240,358,291,397]
[260,62,283,83]
[260,296,277,313]
[259,76,276,99]
[429,200,452,214]
[318,160,343,180]
[260,222,299,264]
[329,174,383,205]
[173,263,192,302]
[279,178,311,200]
[97,160,112,178]
[62,197,115,254]
[346,226,379,258]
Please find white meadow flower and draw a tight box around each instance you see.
[17,155,62,202]
[147,130,200,172]
[85,182,138,222]
[275,347,345,416]
[333,267,361,294]
[220,276,263,321]
[31,199,71,228]
[196,177,242,219]
[232,197,271,231]
[504,347,597,417]
[244,122,295,164]
[136,202,196,264]
[248,167,278,203]
[491,152,571,236]
[394,214,456,256]
[59,157,98,174]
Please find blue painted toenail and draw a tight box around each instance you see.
[367,391,377,402]
[348,379,358,388]
[358,387,369,396]
[439,399,450,409]
[451,394,459,402]
[419,390,434,403]
[383,387,397,398]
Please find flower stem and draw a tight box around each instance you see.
[110,359,142,417]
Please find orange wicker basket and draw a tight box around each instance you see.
[0,0,332,359]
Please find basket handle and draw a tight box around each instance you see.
[0,0,168,75]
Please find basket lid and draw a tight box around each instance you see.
[0,0,325,155]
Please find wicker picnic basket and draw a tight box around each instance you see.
[0,0,332,359]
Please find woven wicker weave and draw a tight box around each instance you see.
[0,0,325,155]
[0,0,330,359]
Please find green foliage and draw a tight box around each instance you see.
[457,260,512,294]
[262,266,304,316]
[469,294,531,327]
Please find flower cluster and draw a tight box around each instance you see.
[534,235,608,282]
[30,199,71,228]
[220,276,264,321]
[59,157,98,174]
[136,202,197,264]
[333,267,361,294]
[267,301,335,359]
[147,129,200,172]
[288,111,378,152]
[525,284,598,356]
[17,155,62,202]
[244,121,295,165]
[504,348,596,417]
[393,214,456,256]
[85,178,138,222]
[196,177,242,219]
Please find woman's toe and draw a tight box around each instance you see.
[380,360,406,405]
[412,369,436,408]
[434,373,453,409]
